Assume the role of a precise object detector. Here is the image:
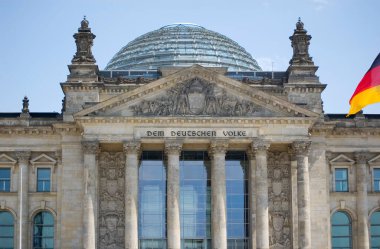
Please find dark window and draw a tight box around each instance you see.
[139,151,166,249]
[37,168,51,192]
[226,152,249,249]
[0,168,11,192]
[33,211,54,249]
[331,211,352,249]
[335,169,349,192]
[180,151,211,249]
[374,169,380,192]
[371,211,380,249]
[0,211,14,249]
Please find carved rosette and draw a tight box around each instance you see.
[165,140,183,155]
[268,151,292,248]
[252,139,270,154]
[123,141,141,155]
[208,140,228,157]
[82,141,99,154]
[98,152,125,249]
[15,151,31,164]
[291,140,311,157]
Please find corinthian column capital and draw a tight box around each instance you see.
[82,140,99,154]
[208,139,228,156]
[251,139,270,153]
[165,140,183,155]
[123,140,141,155]
[291,140,311,157]
[355,152,369,165]
[15,151,31,164]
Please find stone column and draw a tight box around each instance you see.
[209,140,228,249]
[246,150,256,249]
[291,140,311,249]
[355,152,370,248]
[82,141,99,249]
[123,141,141,249]
[16,151,31,249]
[252,139,270,249]
[165,140,182,249]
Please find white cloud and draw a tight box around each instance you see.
[310,0,329,11]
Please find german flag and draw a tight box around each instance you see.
[348,53,380,116]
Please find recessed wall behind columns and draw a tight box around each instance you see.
[60,136,84,249]
[308,141,330,248]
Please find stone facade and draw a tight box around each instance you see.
[0,18,379,249]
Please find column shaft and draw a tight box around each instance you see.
[356,153,370,248]
[292,141,311,249]
[247,151,256,249]
[82,141,98,249]
[124,141,141,249]
[165,141,182,249]
[252,140,270,249]
[16,151,30,249]
[209,140,228,249]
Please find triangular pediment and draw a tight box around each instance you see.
[329,154,355,166]
[369,154,380,166]
[30,154,56,165]
[75,65,319,118]
[0,154,17,165]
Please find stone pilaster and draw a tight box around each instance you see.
[82,141,99,249]
[291,140,311,249]
[246,150,256,249]
[252,139,270,249]
[209,140,228,249]
[16,151,31,249]
[165,140,182,249]
[123,141,141,249]
[355,152,370,248]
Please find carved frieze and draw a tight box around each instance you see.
[98,152,125,249]
[130,77,264,117]
[268,151,292,249]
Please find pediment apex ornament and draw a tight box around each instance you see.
[123,141,141,154]
[82,140,99,154]
[291,140,311,156]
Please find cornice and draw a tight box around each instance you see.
[0,126,56,135]
[310,125,380,137]
[75,116,316,126]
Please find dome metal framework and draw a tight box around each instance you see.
[105,24,262,72]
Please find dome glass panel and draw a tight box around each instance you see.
[105,24,262,72]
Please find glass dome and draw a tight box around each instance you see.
[105,23,262,72]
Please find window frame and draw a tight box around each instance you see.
[331,211,353,249]
[36,168,51,192]
[0,154,17,193]
[334,168,350,192]
[329,154,355,193]
[32,210,55,249]
[0,210,15,249]
[0,168,11,192]
[372,168,380,192]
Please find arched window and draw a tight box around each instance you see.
[331,211,352,249]
[0,211,14,249]
[370,211,380,249]
[33,211,54,249]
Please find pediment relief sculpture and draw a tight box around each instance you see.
[129,77,277,117]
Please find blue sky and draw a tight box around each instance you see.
[0,0,379,114]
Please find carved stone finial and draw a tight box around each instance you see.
[15,151,31,164]
[289,18,313,66]
[22,96,29,113]
[208,140,229,156]
[82,141,99,154]
[71,17,96,64]
[123,141,141,155]
[291,140,311,156]
[251,139,270,153]
[165,140,183,155]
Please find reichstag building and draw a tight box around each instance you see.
[0,17,379,249]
